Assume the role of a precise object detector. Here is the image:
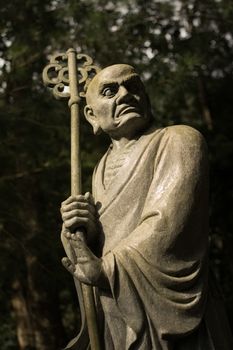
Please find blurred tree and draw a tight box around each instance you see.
[0,0,232,348]
[0,1,73,349]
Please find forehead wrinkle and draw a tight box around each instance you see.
[96,73,140,92]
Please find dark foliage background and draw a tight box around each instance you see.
[0,0,232,348]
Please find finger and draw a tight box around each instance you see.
[61,196,77,206]
[62,201,96,216]
[62,254,91,284]
[61,195,88,208]
[62,209,90,220]
[84,192,91,199]
[61,223,69,233]
[72,263,91,284]
[64,217,88,230]
[62,257,75,274]
[60,195,87,212]
[63,230,71,239]
[62,211,96,227]
[84,192,91,202]
[68,233,84,245]
[61,201,89,212]
[85,192,95,206]
[71,238,95,261]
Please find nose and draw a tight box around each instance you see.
[116,85,134,104]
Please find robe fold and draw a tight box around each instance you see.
[91,125,232,349]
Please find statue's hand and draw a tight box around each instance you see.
[62,232,109,289]
[60,192,98,244]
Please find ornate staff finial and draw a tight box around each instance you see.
[42,49,101,350]
[42,49,101,101]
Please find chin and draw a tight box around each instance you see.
[109,114,150,138]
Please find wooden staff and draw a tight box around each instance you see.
[42,48,101,350]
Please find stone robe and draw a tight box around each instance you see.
[65,124,233,350]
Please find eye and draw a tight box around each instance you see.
[102,85,118,97]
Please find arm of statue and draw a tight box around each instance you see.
[61,231,109,289]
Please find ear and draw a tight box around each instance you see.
[84,105,102,135]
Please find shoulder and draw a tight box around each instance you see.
[161,125,207,150]
[147,124,205,144]
[165,124,204,140]
[139,124,207,159]
[148,125,208,166]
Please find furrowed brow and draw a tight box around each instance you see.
[122,73,140,84]
[98,81,118,93]
[98,74,140,92]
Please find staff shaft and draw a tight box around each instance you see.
[67,49,101,350]
[70,103,81,194]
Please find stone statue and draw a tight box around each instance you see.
[60,64,233,349]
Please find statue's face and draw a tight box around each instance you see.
[85,64,151,138]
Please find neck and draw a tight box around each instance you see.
[111,137,134,150]
[109,118,153,150]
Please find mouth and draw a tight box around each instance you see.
[116,106,140,119]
